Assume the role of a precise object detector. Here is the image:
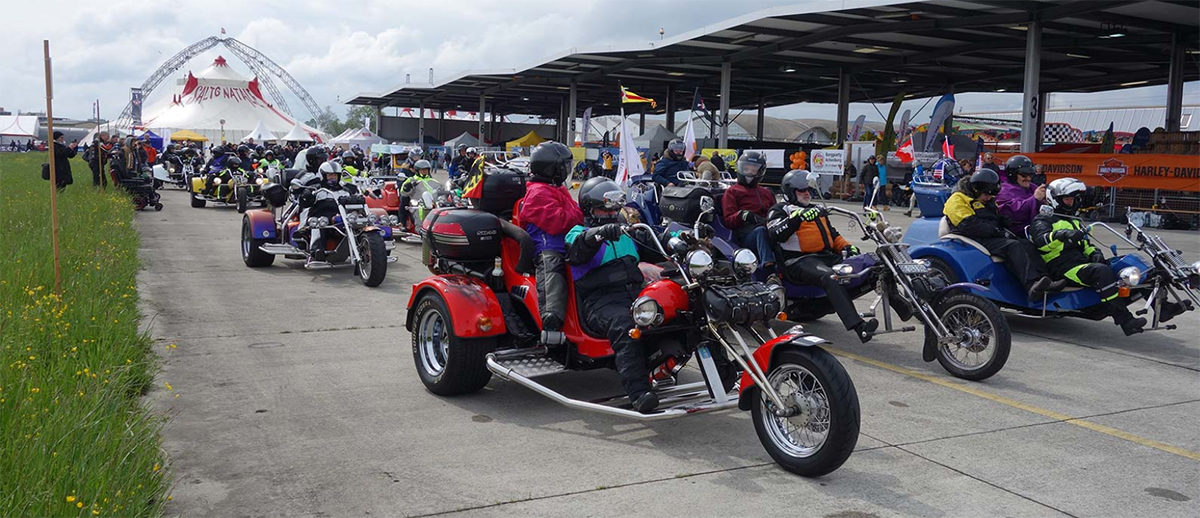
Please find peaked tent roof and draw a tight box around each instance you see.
[633,124,679,153]
[241,120,276,142]
[330,126,386,147]
[169,129,208,142]
[281,123,317,142]
[444,131,482,147]
[505,130,547,151]
[140,56,327,143]
[0,115,38,137]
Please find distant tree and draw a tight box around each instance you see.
[306,105,347,136]
[343,105,377,131]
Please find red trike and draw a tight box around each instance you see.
[405,205,862,476]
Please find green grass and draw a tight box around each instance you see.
[0,153,168,516]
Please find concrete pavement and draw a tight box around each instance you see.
[137,187,1199,517]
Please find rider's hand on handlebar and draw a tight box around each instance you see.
[791,207,822,222]
[1053,229,1085,244]
[843,245,860,257]
[594,223,624,242]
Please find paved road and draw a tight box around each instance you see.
[138,186,1199,517]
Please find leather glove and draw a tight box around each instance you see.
[790,207,821,222]
[738,210,763,225]
[696,223,714,240]
[593,223,623,242]
[1089,251,1106,264]
[843,245,860,257]
[1053,229,1085,244]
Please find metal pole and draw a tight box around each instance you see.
[756,96,765,144]
[1020,21,1042,153]
[719,61,731,148]
[438,109,445,146]
[43,40,62,296]
[568,80,578,144]
[1036,92,1047,150]
[1166,32,1185,132]
[836,68,849,147]
[418,102,426,147]
[664,87,674,135]
[639,111,646,136]
[478,94,485,145]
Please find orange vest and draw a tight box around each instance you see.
[781,216,849,254]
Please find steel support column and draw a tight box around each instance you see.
[478,94,486,144]
[373,106,382,133]
[438,109,445,145]
[1166,32,1185,132]
[719,61,731,148]
[418,102,426,148]
[639,111,646,136]
[1020,21,1042,153]
[664,87,675,135]
[756,96,765,144]
[569,81,578,144]
[1035,92,1047,151]
[836,68,849,147]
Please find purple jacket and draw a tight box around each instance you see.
[995,180,1043,237]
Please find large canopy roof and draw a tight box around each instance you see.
[349,0,1199,118]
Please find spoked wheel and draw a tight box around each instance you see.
[411,294,493,395]
[357,231,388,287]
[926,293,1011,381]
[751,347,859,477]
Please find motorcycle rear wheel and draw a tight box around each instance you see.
[751,347,859,477]
[358,231,387,287]
[190,192,206,208]
[926,293,1011,381]
[241,217,275,267]
[412,293,493,395]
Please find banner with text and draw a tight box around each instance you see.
[996,153,1200,192]
[810,149,846,175]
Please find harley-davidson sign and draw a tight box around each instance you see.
[1097,157,1128,183]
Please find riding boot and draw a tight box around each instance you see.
[1108,301,1146,336]
[536,251,568,344]
[309,228,326,262]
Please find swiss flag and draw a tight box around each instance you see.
[896,135,915,164]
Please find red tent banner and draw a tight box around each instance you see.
[996,153,1200,192]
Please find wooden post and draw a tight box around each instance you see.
[43,40,62,296]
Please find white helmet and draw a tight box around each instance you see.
[409,147,424,158]
[1046,177,1087,213]
[318,161,343,184]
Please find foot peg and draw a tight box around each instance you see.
[540,330,566,345]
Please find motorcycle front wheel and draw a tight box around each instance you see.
[235,186,248,213]
[926,293,1011,381]
[357,231,387,287]
[751,346,860,477]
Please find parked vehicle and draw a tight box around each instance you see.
[406,201,861,476]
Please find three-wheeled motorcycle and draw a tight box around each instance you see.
[406,200,862,477]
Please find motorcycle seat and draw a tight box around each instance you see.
[938,217,1004,263]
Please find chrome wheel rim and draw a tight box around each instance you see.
[358,238,371,280]
[417,309,449,377]
[762,363,830,458]
[940,303,995,371]
[240,224,251,259]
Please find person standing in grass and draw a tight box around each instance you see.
[51,131,75,190]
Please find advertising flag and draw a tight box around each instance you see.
[683,114,697,161]
[615,116,644,185]
[581,106,593,144]
[923,93,955,152]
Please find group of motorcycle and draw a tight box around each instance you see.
[400,143,1198,479]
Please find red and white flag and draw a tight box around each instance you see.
[941,136,955,160]
[896,135,915,164]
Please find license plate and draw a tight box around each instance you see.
[896,262,929,275]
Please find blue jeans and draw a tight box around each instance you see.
[739,226,776,269]
[862,182,875,207]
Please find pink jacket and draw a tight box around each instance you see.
[520,181,584,253]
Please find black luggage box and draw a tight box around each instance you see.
[660,185,711,223]
[421,207,503,264]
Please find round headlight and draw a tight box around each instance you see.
[1191,260,1200,273]
[306,217,319,227]
[631,296,664,327]
[687,250,714,277]
[771,283,786,310]
[345,214,358,225]
[732,248,757,275]
[213,177,222,185]
[884,226,904,243]
[256,177,267,185]
[317,217,329,227]
[832,263,854,276]
[1119,266,1141,286]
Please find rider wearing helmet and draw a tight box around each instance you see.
[397,159,437,230]
[259,149,282,173]
[766,170,876,343]
[303,146,327,174]
[341,150,363,178]
[298,161,358,262]
[722,151,777,274]
[449,143,469,179]
[1030,179,1155,335]
[651,139,690,188]
[945,168,1062,300]
[995,154,1048,236]
[520,142,585,341]
[565,177,659,413]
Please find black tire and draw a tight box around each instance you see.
[153,179,163,189]
[190,192,206,208]
[751,346,859,477]
[926,257,958,283]
[154,203,164,211]
[241,217,275,267]
[925,293,1011,381]
[236,187,248,213]
[411,294,493,395]
[358,231,388,287]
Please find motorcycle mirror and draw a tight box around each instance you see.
[700,196,714,212]
[668,236,689,256]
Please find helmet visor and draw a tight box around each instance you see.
[601,190,627,211]
[739,162,763,178]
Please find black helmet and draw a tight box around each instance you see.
[305,147,326,171]
[264,149,275,158]
[226,156,243,170]
[237,144,251,155]
[529,141,573,185]
[933,158,965,184]
[780,169,816,205]
[578,177,625,226]
[968,168,1002,197]
[248,152,260,162]
[1004,154,1037,183]
[736,151,767,187]
[665,139,686,160]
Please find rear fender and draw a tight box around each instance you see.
[406,275,506,339]
[938,281,988,297]
[736,328,830,410]
[245,210,278,240]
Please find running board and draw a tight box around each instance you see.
[485,356,739,421]
[260,243,304,255]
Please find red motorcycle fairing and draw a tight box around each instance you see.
[365,181,400,214]
[406,275,508,339]
[736,330,831,404]
[639,279,688,323]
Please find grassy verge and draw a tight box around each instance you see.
[0,153,168,516]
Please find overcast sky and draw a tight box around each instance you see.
[1,0,1194,125]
